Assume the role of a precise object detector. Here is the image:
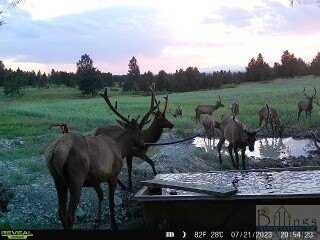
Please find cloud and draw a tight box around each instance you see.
[203,1,320,35]
[0,6,170,66]
[203,6,254,28]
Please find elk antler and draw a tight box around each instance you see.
[138,87,160,129]
[100,88,130,124]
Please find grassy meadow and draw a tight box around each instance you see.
[1,75,320,164]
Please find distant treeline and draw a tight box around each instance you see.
[1,50,320,96]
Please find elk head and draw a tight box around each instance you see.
[216,96,224,108]
[100,88,159,149]
[303,87,317,105]
[244,128,260,152]
[152,94,174,129]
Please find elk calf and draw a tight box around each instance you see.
[200,114,221,140]
[297,87,317,120]
[195,96,224,122]
[258,104,284,138]
[216,116,260,169]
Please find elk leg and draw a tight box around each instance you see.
[297,110,301,121]
[305,111,308,119]
[233,146,240,169]
[67,183,82,229]
[108,178,118,231]
[227,144,236,168]
[126,156,133,190]
[54,179,68,229]
[141,154,157,175]
[117,179,128,191]
[241,148,246,169]
[94,184,103,228]
[217,138,225,168]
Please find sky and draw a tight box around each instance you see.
[0,0,320,74]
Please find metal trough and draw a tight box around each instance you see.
[135,167,320,229]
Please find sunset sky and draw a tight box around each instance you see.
[0,0,320,74]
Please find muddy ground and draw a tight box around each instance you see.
[2,128,320,230]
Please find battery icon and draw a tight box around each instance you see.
[165,232,175,238]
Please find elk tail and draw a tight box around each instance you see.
[46,138,71,181]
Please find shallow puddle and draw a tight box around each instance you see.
[193,137,317,159]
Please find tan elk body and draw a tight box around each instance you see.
[46,89,155,230]
[216,116,260,169]
[195,96,224,122]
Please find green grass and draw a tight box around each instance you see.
[1,75,320,162]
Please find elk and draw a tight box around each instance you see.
[46,88,155,230]
[297,87,317,120]
[216,116,261,169]
[195,96,224,122]
[258,104,284,138]
[95,90,174,189]
[230,100,239,116]
[170,104,182,118]
[200,114,221,140]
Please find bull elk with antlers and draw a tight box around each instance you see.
[195,96,224,122]
[46,88,157,230]
[297,87,317,121]
[258,104,284,138]
[216,116,261,169]
[95,89,174,189]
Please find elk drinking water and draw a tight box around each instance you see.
[195,96,224,122]
[95,89,174,189]
[258,104,284,138]
[216,116,261,169]
[46,88,156,230]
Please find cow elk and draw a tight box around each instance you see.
[297,87,317,121]
[200,114,221,140]
[216,116,261,169]
[258,104,284,138]
[95,89,174,189]
[46,88,156,230]
[195,96,224,122]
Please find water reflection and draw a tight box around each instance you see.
[159,170,320,196]
[193,137,316,159]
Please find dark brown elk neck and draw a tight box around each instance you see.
[213,103,222,111]
[114,131,136,158]
[142,120,164,144]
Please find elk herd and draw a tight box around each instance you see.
[46,86,318,230]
